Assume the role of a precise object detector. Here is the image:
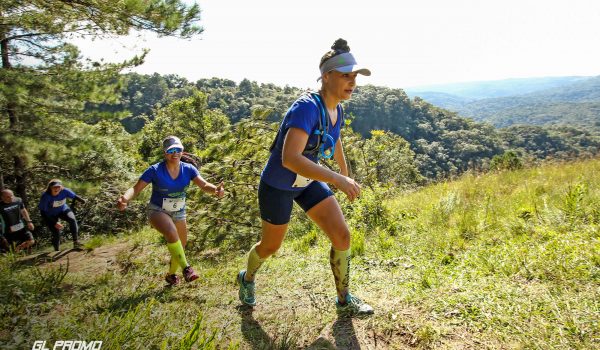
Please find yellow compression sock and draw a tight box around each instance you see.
[167,240,189,271]
[245,243,266,281]
[330,247,351,303]
[169,257,179,274]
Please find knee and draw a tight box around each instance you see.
[164,230,180,243]
[67,213,77,223]
[331,228,351,250]
[256,241,281,258]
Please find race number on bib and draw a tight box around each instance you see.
[292,173,313,188]
[52,199,67,207]
[10,222,24,233]
[162,198,185,212]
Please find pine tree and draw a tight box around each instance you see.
[0,0,203,204]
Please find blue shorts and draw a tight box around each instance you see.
[258,179,334,225]
[146,203,186,222]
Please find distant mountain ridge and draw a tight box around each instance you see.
[406,76,600,127]
[406,76,591,100]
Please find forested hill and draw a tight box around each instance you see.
[107,73,600,179]
[406,76,600,127]
[405,76,590,100]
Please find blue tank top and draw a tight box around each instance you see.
[261,93,344,191]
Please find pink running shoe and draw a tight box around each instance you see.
[183,266,199,282]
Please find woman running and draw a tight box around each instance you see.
[39,179,85,251]
[117,136,224,285]
[237,39,374,317]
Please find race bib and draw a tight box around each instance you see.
[292,173,313,188]
[162,198,185,212]
[52,199,67,208]
[10,222,24,232]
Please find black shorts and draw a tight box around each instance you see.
[5,228,34,245]
[258,180,334,225]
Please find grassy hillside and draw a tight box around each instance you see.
[1,159,598,349]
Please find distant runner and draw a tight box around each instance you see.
[237,39,374,317]
[39,179,85,251]
[0,189,35,253]
[117,136,224,286]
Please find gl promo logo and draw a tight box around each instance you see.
[32,340,103,350]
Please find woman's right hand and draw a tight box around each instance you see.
[55,222,64,230]
[333,174,361,202]
[117,196,128,211]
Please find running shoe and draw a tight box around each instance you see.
[336,293,374,318]
[183,266,199,282]
[237,270,256,306]
[165,273,180,286]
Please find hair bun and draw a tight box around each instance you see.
[331,38,350,54]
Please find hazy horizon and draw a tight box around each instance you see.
[74,0,600,90]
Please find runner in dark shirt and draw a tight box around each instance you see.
[0,189,35,253]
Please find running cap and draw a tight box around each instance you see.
[162,136,184,152]
[49,180,62,188]
[318,52,371,81]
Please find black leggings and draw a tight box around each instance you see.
[42,210,79,250]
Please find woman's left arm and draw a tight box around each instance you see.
[192,176,225,198]
[333,138,349,177]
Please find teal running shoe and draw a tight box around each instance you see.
[336,293,374,318]
[237,270,256,306]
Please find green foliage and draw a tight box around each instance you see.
[0,117,145,236]
[163,313,226,350]
[490,150,524,171]
[107,74,303,132]
[31,260,69,296]
[138,91,230,161]
[350,229,366,257]
[292,226,319,253]
[500,125,600,161]
[343,186,391,232]
[410,76,600,128]
[0,0,204,230]
[382,158,600,348]
[188,109,275,250]
[346,129,423,188]
[105,73,600,183]
[563,182,587,222]
[345,86,506,178]
[0,159,598,348]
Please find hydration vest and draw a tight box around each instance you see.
[269,91,339,160]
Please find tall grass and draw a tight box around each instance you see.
[0,159,598,349]
[378,159,600,348]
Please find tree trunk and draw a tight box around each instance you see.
[1,22,29,205]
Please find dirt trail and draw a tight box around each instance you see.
[16,242,131,276]
[13,242,420,349]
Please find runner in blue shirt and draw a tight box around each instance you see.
[237,39,374,317]
[117,136,225,286]
[39,179,86,251]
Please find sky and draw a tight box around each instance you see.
[74,0,600,90]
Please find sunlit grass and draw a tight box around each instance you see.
[0,159,598,348]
